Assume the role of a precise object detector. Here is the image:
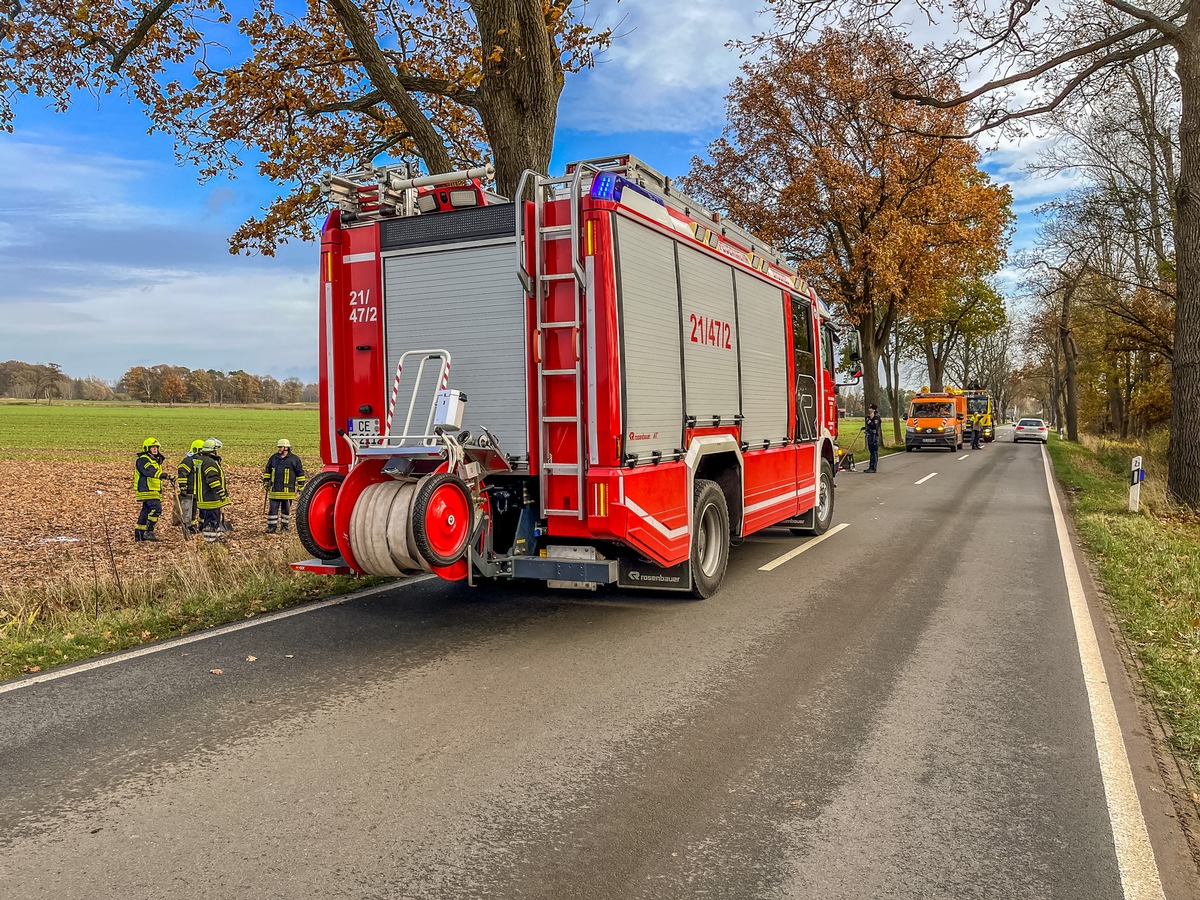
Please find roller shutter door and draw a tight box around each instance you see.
[678,247,740,424]
[382,241,528,461]
[735,271,789,445]
[614,217,684,458]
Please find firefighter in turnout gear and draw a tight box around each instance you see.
[262,439,305,533]
[176,439,205,534]
[197,438,231,543]
[134,437,171,541]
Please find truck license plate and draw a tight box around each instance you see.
[348,417,382,444]
[922,437,935,443]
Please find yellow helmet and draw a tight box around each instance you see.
[142,436,160,451]
[277,439,291,449]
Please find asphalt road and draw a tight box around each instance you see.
[2,427,1196,899]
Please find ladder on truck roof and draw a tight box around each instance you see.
[514,164,608,520]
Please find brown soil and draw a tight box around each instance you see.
[1,461,283,591]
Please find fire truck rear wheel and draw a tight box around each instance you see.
[412,473,473,568]
[689,479,730,600]
[296,470,345,560]
[792,460,835,537]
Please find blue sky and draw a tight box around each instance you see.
[0,2,1068,384]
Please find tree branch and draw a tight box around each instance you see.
[111,0,178,73]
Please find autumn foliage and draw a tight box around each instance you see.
[682,27,1013,408]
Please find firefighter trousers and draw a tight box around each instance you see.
[199,508,224,543]
[266,498,292,532]
[136,499,162,537]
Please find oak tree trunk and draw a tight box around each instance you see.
[474,1,565,197]
[1170,25,1200,506]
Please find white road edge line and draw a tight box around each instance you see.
[758,522,849,572]
[0,573,438,696]
[958,454,970,460]
[914,472,938,485]
[1040,445,1165,900]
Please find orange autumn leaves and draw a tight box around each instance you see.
[684,27,1013,331]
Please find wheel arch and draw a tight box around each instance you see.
[686,436,744,538]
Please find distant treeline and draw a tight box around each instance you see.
[0,360,318,405]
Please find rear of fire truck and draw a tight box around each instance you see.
[293,156,848,598]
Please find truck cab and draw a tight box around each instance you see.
[905,389,966,452]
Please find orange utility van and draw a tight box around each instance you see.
[905,388,966,451]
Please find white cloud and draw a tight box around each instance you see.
[0,138,317,382]
[560,1,762,134]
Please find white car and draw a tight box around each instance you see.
[1014,418,1049,443]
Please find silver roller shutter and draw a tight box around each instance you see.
[678,246,739,424]
[382,241,528,461]
[615,217,684,457]
[735,270,789,445]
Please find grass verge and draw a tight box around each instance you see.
[0,537,388,682]
[835,420,906,458]
[1047,435,1200,784]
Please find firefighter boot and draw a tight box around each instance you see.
[134,529,143,542]
[143,531,160,542]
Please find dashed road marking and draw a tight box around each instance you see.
[758,523,849,572]
[1040,446,1165,899]
[958,454,970,460]
[914,472,938,485]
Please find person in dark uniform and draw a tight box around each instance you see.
[197,438,231,543]
[176,438,204,534]
[864,404,882,472]
[134,436,170,541]
[262,439,306,533]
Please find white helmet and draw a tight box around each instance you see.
[202,438,223,453]
[277,439,291,449]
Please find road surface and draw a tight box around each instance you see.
[2,426,1197,898]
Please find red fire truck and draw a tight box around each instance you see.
[293,155,849,598]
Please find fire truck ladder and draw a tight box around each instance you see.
[514,168,595,520]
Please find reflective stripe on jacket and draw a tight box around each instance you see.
[262,452,306,500]
[197,454,231,510]
[134,451,164,500]
[177,453,199,497]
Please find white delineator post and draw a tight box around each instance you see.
[1129,455,1144,513]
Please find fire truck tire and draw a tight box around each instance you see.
[792,460,835,537]
[296,470,345,560]
[412,473,473,568]
[689,479,730,600]
[351,482,405,577]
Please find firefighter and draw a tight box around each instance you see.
[262,439,306,533]
[197,438,231,543]
[971,413,983,450]
[176,439,205,534]
[133,437,171,542]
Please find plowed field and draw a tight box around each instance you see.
[0,459,298,590]
[1,402,320,591]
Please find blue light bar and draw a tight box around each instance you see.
[591,172,617,201]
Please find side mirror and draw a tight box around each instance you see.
[957,413,965,420]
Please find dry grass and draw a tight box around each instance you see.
[1048,432,1200,784]
[0,458,381,679]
